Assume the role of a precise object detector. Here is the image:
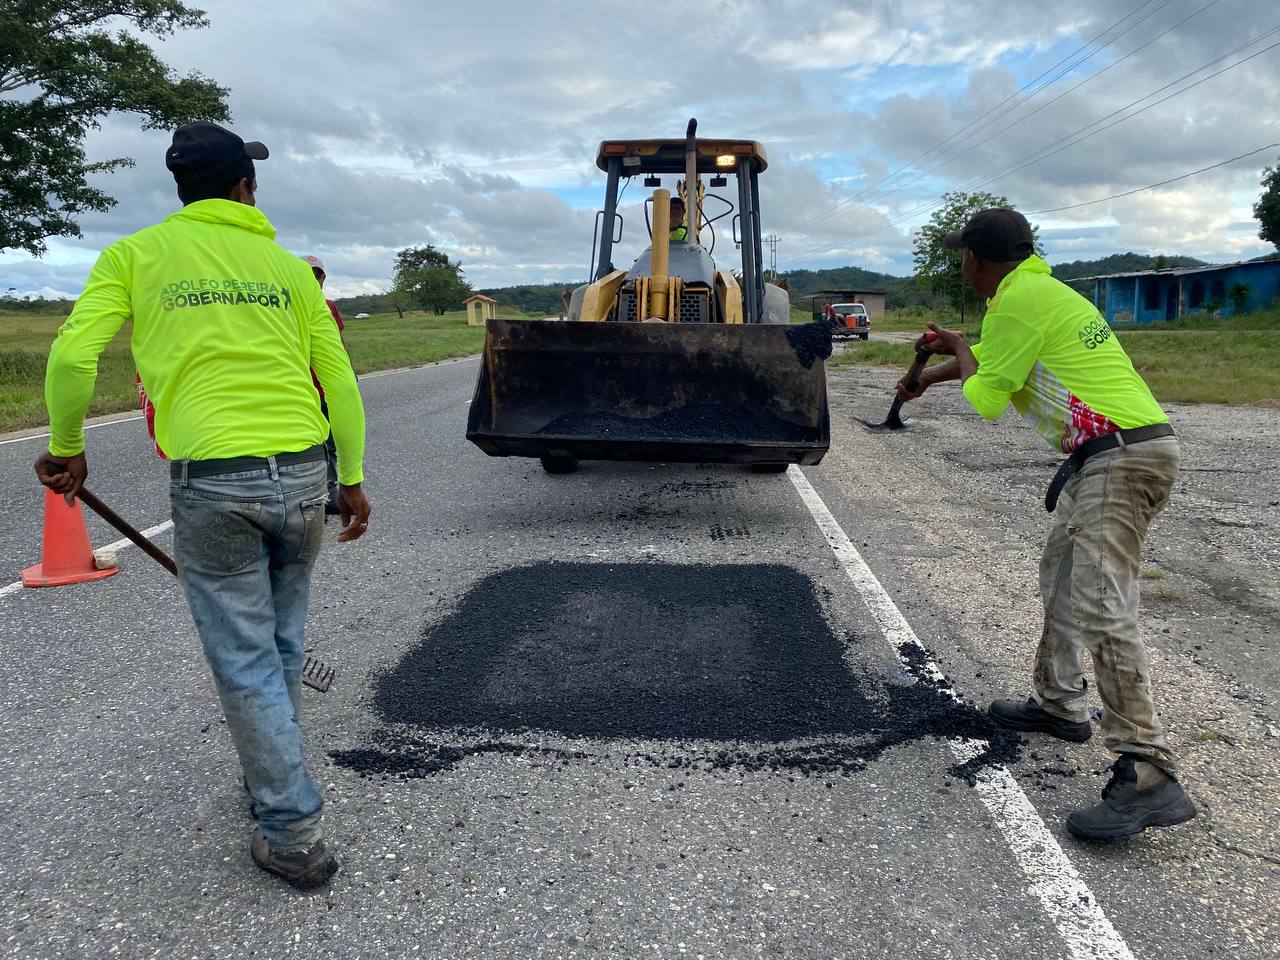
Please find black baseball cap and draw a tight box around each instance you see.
[165,121,269,185]
[943,208,1034,262]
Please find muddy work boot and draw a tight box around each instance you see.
[251,828,339,890]
[989,697,1092,743]
[1067,755,1197,841]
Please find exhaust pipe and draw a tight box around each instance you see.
[684,118,699,248]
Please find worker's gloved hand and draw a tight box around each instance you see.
[337,483,372,542]
[920,322,964,355]
[34,450,87,506]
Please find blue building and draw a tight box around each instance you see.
[1074,258,1280,325]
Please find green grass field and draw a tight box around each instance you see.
[4,300,1277,435]
[0,308,491,435]
[828,305,1280,406]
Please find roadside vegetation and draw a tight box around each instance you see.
[830,303,1280,406]
[0,308,496,435]
[4,295,1277,435]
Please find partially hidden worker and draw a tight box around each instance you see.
[35,121,372,889]
[669,196,689,242]
[299,254,348,514]
[898,207,1195,841]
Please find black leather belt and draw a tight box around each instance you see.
[1044,424,1175,513]
[170,444,325,481]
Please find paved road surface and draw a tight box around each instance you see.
[0,358,1274,959]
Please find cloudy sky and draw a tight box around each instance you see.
[3,0,1278,299]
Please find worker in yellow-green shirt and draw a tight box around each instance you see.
[898,207,1195,842]
[669,196,689,242]
[35,122,370,891]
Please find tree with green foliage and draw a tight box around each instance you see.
[391,245,471,316]
[1228,282,1250,313]
[1255,159,1280,249]
[0,1,231,256]
[912,191,1040,319]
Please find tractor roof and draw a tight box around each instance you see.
[595,139,768,174]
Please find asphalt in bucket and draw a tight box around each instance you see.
[332,562,1022,781]
[783,320,834,370]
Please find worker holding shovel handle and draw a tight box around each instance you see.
[36,122,370,890]
[897,207,1195,843]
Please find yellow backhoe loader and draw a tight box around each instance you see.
[466,119,830,474]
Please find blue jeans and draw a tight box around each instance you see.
[170,456,329,851]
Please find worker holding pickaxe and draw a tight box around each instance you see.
[36,122,371,889]
[899,207,1194,841]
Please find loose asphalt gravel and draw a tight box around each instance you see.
[0,354,1276,959]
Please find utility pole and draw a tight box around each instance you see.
[763,234,780,281]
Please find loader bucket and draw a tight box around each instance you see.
[466,319,829,465]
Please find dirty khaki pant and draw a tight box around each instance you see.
[1032,435,1180,774]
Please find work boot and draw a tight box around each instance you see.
[989,697,1093,743]
[1066,755,1197,841]
[251,827,339,890]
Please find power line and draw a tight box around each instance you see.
[836,0,1223,217]
[775,0,1177,239]
[783,27,1280,263]
[763,234,780,279]
[1024,142,1280,214]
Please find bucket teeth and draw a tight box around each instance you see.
[302,656,335,693]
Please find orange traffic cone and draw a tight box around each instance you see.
[21,488,120,588]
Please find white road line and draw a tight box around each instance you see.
[0,355,481,447]
[786,465,1135,960]
[99,519,174,555]
[0,414,143,447]
[0,519,174,600]
[356,355,479,381]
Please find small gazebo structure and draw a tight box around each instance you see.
[463,293,498,326]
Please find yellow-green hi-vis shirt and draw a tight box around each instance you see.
[962,256,1167,454]
[45,200,366,484]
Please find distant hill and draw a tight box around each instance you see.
[478,268,931,311]
[1050,252,1207,282]
[478,283,585,315]
[333,250,1232,316]
[331,293,401,315]
[777,265,903,298]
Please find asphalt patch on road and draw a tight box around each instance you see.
[332,561,1021,780]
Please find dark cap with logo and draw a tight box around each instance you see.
[943,208,1034,262]
[165,121,268,186]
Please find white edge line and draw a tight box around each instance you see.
[0,414,143,447]
[0,519,174,600]
[99,519,174,554]
[0,355,481,447]
[786,464,1135,960]
[355,354,479,381]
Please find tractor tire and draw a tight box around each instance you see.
[540,455,579,475]
[749,462,789,474]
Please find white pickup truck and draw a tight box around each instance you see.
[825,302,870,341]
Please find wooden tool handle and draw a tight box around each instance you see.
[78,487,178,577]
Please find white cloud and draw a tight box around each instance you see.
[2,0,1277,298]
